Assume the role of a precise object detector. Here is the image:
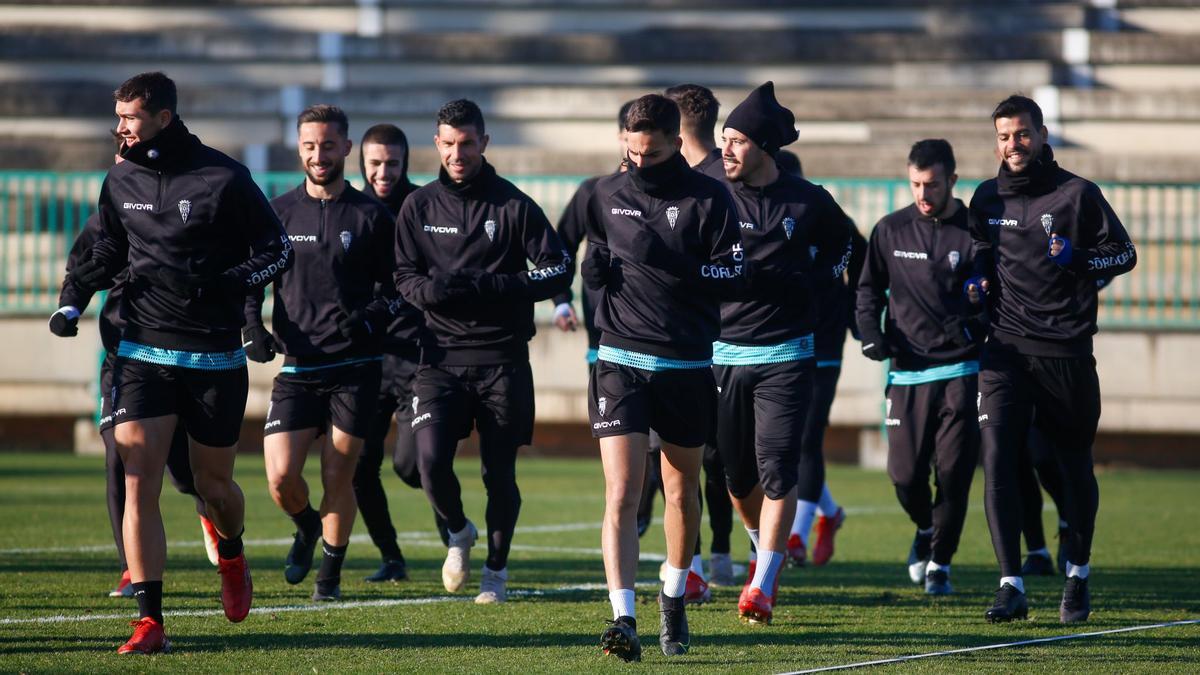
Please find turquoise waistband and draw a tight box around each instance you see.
[586,348,598,365]
[280,356,383,374]
[712,334,814,366]
[118,341,246,371]
[817,359,842,369]
[597,345,711,372]
[888,360,980,386]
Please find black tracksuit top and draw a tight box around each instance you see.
[58,213,124,353]
[856,200,982,371]
[90,118,292,352]
[393,160,571,364]
[245,182,395,361]
[364,167,427,358]
[554,173,606,350]
[720,174,856,346]
[969,151,1136,357]
[814,222,867,362]
[587,152,744,361]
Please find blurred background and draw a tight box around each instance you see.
[0,0,1196,465]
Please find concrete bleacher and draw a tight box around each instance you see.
[0,1,1196,181]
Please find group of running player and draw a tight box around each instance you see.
[50,71,1135,659]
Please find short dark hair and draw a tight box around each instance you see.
[618,99,635,131]
[436,99,485,135]
[361,123,408,148]
[991,94,1044,130]
[297,104,349,137]
[776,149,803,178]
[624,94,680,138]
[113,71,177,115]
[907,139,956,176]
[664,84,719,138]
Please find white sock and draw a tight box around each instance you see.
[816,484,839,517]
[662,565,689,598]
[751,551,784,595]
[609,589,636,620]
[791,500,818,547]
[748,549,758,563]
[744,527,760,551]
[926,560,950,574]
[690,554,705,578]
[1066,562,1090,579]
[1000,576,1025,594]
[1028,547,1051,559]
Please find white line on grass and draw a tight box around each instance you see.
[778,619,1200,674]
[0,581,662,626]
[0,506,899,557]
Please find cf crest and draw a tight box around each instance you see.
[666,206,679,230]
[340,230,352,252]
[178,199,191,224]
[412,396,419,415]
[782,217,796,240]
[948,250,961,271]
[598,396,607,417]
[485,219,497,241]
[1040,213,1053,235]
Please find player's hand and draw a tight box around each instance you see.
[861,339,890,361]
[426,271,474,304]
[581,247,614,290]
[964,275,989,305]
[554,303,578,332]
[1048,232,1073,267]
[242,324,277,363]
[70,256,115,292]
[337,307,374,343]
[48,306,81,337]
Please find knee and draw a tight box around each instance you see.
[759,467,796,502]
[606,483,642,517]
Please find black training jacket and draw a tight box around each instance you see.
[554,173,611,351]
[814,221,867,362]
[363,163,426,358]
[856,200,982,371]
[90,118,292,352]
[587,152,744,361]
[969,147,1136,357]
[394,160,571,365]
[58,213,125,353]
[245,182,395,361]
[720,173,855,346]
[694,148,727,182]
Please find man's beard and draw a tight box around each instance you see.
[305,162,344,186]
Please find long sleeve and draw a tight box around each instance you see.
[1075,183,1136,279]
[393,196,440,311]
[58,213,105,310]
[220,170,293,292]
[474,201,572,302]
[552,181,591,306]
[855,220,890,348]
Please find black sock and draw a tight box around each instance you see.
[131,580,164,624]
[290,504,321,538]
[216,529,244,560]
[316,542,348,587]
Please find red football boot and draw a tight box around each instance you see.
[812,507,845,566]
[683,570,711,605]
[117,617,171,655]
[786,533,807,567]
[218,552,253,622]
[738,587,775,625]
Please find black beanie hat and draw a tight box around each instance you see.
[722,81,799,155]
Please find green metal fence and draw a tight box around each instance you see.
[2,171,1197,329]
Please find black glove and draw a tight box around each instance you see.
[860,335,891,361]
[581,247,614,290]
[48,307,80,337]
[337,307,374,344]
[157,268,243,301]
[423,271,475,306]
[70,256,115,292]
[242,324,277,363]
[455,269,519,299]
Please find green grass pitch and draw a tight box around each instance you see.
[0,451,1197,672]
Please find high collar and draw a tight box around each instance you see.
[298,179,351,203]
[626,152,690,195]
[120,117,199,171]
[438,159,496,199]
[997,144,1059,197]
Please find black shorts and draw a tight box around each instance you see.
[977,348,1101,452]
[109,356,248,448]
[410,362,535,447]
[884,374,980,487]
[713,360,813,499]
[588,360,715,448]
[265,360,382,438]
[99,351,119,434]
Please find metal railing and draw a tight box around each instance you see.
[2,171,1197,329]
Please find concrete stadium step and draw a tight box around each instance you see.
[0,2,1089,35]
